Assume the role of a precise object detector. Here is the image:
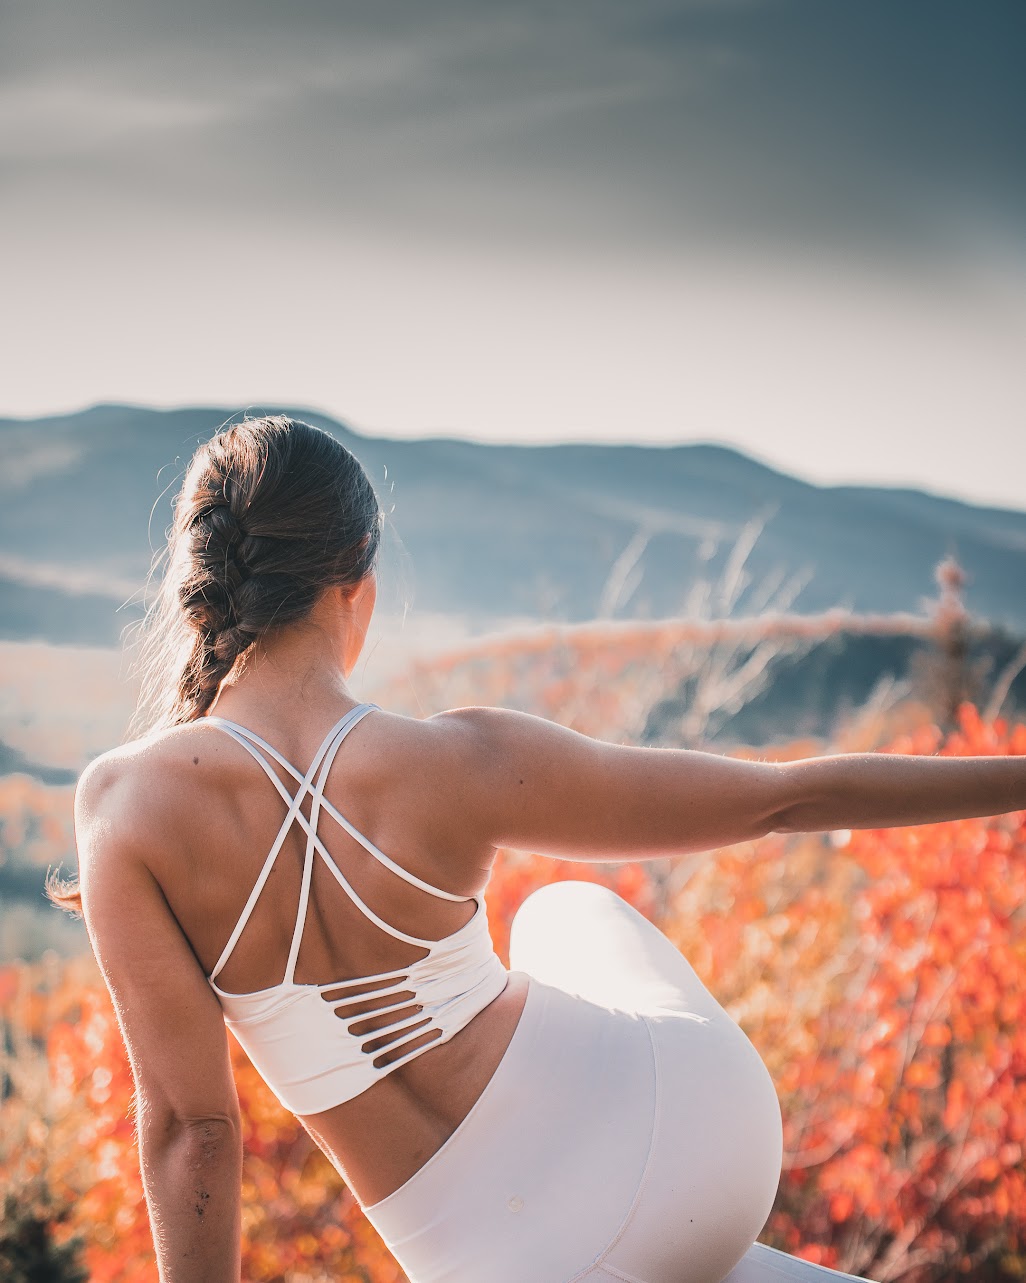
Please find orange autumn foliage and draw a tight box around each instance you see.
[766,706,1026,1281]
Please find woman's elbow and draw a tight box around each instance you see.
[141,1105,242,1156]
[755,752,836,836]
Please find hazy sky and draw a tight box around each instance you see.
[3,0,1025,509]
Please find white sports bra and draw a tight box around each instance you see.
[202,702,509,1115]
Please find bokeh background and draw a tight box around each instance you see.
[1,2,1025,1280]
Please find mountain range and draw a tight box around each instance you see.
[1,403,1024,647]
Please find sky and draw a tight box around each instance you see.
[2,0,1025,510]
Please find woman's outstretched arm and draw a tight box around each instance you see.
[430,706,1026,861]
[753,745,1026,834]
[75,753,243,1283]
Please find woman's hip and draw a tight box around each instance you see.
[361,881,784,1283]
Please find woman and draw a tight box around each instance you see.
[55,416,1025,1283]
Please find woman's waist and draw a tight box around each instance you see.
[304,968,533,1207]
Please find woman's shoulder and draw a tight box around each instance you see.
[75,722,234,857]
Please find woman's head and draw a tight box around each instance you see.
[140,415,383,729]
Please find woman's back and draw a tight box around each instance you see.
[90,695,532,1205]
[147,702,492,992]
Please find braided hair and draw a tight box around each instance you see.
[144,415,383,728]
[49,415,383,916]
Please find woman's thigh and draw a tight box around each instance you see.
[512,883,785,1283]
[591,1007,782,1283]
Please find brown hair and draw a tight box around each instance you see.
[48,414,383,915]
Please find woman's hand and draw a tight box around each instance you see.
[75,751,243,1283]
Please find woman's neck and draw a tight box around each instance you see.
[207,591,364,725]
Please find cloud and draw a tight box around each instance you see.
[0,554,139,601]
[5,0,1021,255]
[0,79,230,159]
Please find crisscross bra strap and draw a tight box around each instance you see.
[202,703,474,983]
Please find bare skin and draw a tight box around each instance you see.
[75,572,1026,1282]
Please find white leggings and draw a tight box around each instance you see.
[362,881,871,1283]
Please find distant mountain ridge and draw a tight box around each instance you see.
[1,403,1024,646]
